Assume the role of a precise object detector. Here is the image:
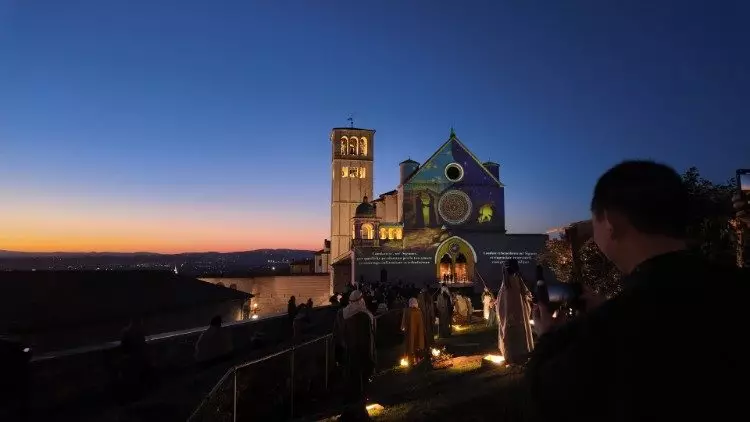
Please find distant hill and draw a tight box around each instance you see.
[0,249,316,274]
[0,249,315,258]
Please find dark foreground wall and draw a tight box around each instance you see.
[29,306,338,418]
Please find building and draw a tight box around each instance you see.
[327,127,549,293]
[313,239,331,274]
[0,271,251,353]
[290,259,314,274]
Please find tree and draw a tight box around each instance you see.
[541,167,739,297]
[682,167,739,266]
[579,239,622,298]
[538,237,573,282]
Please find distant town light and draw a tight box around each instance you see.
[251,314,259,320]
[431,348,441,357]
[399,358,409,367]
[271,266,276,271]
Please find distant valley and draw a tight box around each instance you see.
[0,249,316,276]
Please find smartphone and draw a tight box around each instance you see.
[546,282,582,304]
[737,169,750,196]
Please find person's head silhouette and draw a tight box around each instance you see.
[591,160,689,274]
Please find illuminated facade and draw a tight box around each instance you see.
[329,128,374,292]
[329,128,549,293]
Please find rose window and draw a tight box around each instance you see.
[438,190,473,225]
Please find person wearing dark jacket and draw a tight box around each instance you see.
[526,160,748,422]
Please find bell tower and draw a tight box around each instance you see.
[330,126,375,269]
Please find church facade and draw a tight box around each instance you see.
[328,127,548,294]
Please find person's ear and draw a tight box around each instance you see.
[604,210,628,240]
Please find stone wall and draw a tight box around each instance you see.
[200,275,332,315]
[30,306,339,417]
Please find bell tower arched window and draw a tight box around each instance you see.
[349,136,358,155]
[340,137,348,155]
[359,137,368,156]
[360,223,374,240]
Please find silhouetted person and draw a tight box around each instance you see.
[436,284,453,338]
[194,315,234,368]
[306,297,314,309]
[527,160,749,421]
[339,290,375,421]
[115,319,156,403]
[417,287,436,351]
[293,304,309,339]
[287,296,297,333]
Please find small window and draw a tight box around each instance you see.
[341,167,348,177]
[396,228,403,240]
[380,228,387,239]
[349,167,358,178]
[445,163,464,182]
[359,167,366,178]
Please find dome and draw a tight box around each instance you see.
[355,196,376,217]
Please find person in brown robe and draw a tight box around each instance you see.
[416,287,435,349]
[496,259,534,365]
[401,298,425,365]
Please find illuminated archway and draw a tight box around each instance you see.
[360,137,368,156]
[361,223,374,239]
[434,236,477,283]
[349,136,359,155]
[439,254,452,281]
[340,136,348,155]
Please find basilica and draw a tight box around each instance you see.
[327,126,547,294]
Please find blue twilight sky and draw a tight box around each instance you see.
[1,0,748,252]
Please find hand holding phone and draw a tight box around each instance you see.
[735,169,750,226]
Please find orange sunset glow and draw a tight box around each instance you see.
[0,196,326,253]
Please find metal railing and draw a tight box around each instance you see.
[187,333,334,422]
[187,308,404,422]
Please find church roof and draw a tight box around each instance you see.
[399,158,419,165]
[401,130,504,187]
[355,200,377,217]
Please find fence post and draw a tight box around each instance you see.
[232,370,237,422]
[290,345,295,420]
[324,336,329,391]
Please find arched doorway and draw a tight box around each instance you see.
[439,254,452,281]
[434,236,478,284]
[455,253,468,282]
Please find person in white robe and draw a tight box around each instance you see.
[496,259,534,365]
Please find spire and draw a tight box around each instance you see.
[449,127,456,139]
